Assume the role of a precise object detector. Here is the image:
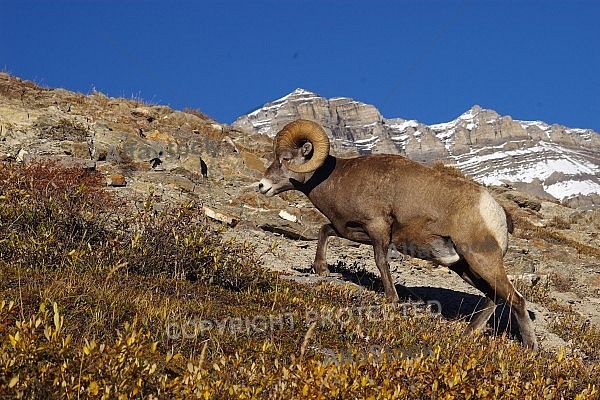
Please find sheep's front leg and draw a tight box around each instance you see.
[366,221,400,303]
[313,224,337,275]
[372,236,400,303]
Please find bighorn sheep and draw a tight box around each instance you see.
[258,119,538,350]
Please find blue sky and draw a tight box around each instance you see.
[2,1,599,131]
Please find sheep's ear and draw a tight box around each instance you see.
[300,142,313,158]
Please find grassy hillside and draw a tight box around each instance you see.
[1,160,599,399]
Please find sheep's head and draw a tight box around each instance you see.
[258,119,330,197]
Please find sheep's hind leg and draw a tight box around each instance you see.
[461,253,538,351]
[466,298,497,334]
[449,260,497,333]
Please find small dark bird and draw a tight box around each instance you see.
[149,157,162,169]
[200,158,208,178]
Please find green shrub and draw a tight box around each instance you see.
[1,160,599,399]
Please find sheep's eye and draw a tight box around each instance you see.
[280,153,293,162]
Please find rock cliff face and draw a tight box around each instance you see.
[0,72,270,207]
[233,90,600,208]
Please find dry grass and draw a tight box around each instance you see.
[550,272,575,293]
[512,211,600,259]
[1,160,599,398]
[547,215,571,230]
[183,107,211,121]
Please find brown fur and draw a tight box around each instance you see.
[259,131,537,350]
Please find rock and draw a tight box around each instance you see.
[84,161,96,171]
[144,129,176,143]
[203,206,238,227]
[232,89,388,156]
[278,210,298,223]
[512,180,557,202]
[503,191,542,211]
[16,148,29,163]
[240,151,265,173]
[110,175,127,187]
[564,193,600,210]
[221,136,238,153]
[165,174,197,192]
[60,140,91,159]
[403,128,449,163]
[131,107,157,122]
[259,222,316,241]
[508,273,549,288]
[161,110,206,128]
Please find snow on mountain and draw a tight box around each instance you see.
[233,90,600,208]
[243,89,323,135]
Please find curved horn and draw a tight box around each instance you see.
[274,119,330,173]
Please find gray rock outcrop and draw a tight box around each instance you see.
[234,90,600,208]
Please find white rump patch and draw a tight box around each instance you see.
[479,191,508,253]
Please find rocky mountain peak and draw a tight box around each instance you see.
[289,88,318,97]
[234,90,600,209]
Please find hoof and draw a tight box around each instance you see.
[313,261,330,276]
[385,292,400,304]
